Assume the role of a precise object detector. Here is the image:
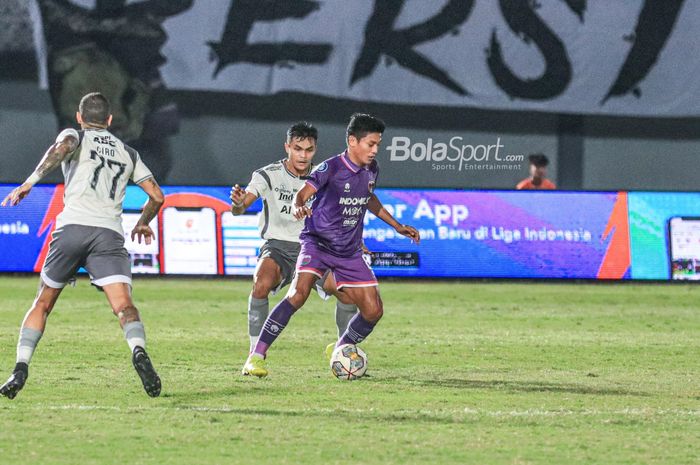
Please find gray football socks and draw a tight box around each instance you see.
[248,296,269,352]
[123,321,146,352]
[335,301,358,338]
[16,327,43,365]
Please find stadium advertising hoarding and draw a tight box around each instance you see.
[1,184,698,280]
[628,192,700,281]
[364,189,628,279]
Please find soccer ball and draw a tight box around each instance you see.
[330,344,367,380]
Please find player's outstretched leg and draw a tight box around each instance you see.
[122,315,161,397]
[123,314,161,397]
[103,283,161,397]
[243,273,314,377]
[242,291,270,375]
[2,327,42,399]
[1,282,61,400]
[132,346,161,398]
[243,298,298,377]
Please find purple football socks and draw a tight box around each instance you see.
[253,298,297,357]
[337,313,376,346]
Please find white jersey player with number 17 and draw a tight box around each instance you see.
[54,126,153,236]
[0,92,164,399]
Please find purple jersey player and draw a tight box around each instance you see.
[243,113,421,377]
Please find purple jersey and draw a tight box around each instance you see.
[301,151,378,257]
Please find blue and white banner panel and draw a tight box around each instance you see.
[0,184,642,279]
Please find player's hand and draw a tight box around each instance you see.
[396,224,421,244]
[230,184,246,209]
[131,224,155,245]
[1,183,33,207]
[293,204,312,220]
[361,243,374,266]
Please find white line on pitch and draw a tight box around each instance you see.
[2,405,698,418]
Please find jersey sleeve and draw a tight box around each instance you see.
[245,170,270,198]
[56,128,80,161]
[131,151,154,184]
[56,128,79,143]
[306,160,332,191]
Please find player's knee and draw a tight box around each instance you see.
[286,288,310,308]
[251,289,268,300]
[287,294,305,309]
[251,284,271,300]
[32,298,54,316]
[117,304,140,323]
[362,303,383,323]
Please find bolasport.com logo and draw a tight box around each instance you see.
[386,136,524,172]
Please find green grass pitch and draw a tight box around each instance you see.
[0,276,697,464]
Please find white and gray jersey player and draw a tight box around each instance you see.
[0,91,164,400]
[245,159,308,244]
[56,127,153,235]
[41,127,155,289]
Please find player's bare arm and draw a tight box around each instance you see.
[34,135,79,180]
[132,177,164,244]
[230,184,258,215]
[1,134,78,207]
[292,183,317,220]
[368,194,420,244]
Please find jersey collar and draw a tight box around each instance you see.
[340,151,360,173]
[281,158,312,178]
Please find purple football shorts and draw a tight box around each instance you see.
[296,240,377,289]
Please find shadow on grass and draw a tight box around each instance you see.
[162,405,482,425]
[411,378,649,397]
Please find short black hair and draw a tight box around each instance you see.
[78,92,111,125]
[286,121,318,142]
[346,113,385,141]
[528,153,549,167]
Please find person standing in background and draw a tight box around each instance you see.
[516,153,556,190]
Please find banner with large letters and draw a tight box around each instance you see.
[30,0,700,117]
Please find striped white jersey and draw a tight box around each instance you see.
[245,159,310,242]
[55,128,153,234]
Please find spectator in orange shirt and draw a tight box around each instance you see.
[516,153,556,190]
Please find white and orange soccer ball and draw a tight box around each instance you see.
[330,344,367,380]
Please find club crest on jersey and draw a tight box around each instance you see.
[316,162,328,173]
[368,180,376,193]
[344,183,351,193]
